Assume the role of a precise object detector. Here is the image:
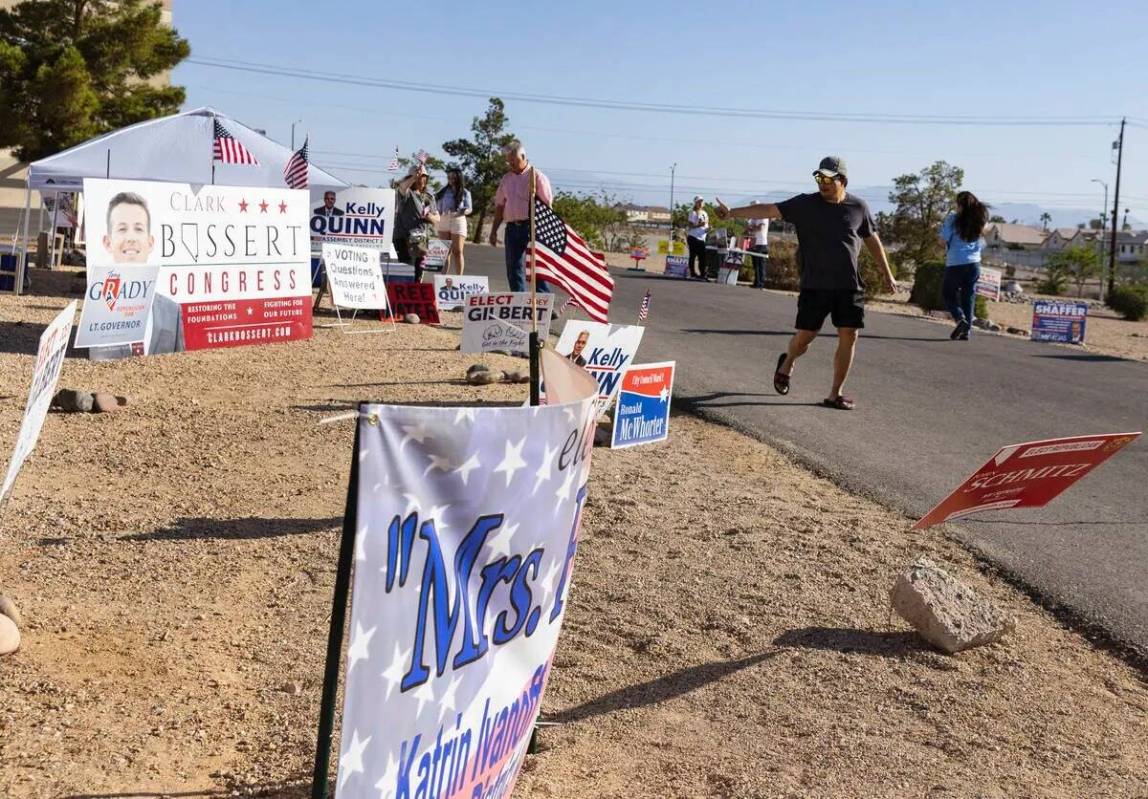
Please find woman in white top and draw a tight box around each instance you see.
[687,195,709,280]
[435,166,474,274]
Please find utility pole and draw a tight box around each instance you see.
[669,163,677,242]
[1108,118,1125,298]
[1091,178,1108,301]
[291,119,303,149]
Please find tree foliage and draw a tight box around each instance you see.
[1047,245,1100,297]
[885,160,964,268]
[0,0,189,161]
[551,191,627,251]
[441,98,516,243]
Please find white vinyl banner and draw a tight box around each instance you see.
[335,365,598,797]
[83,178,312,352]
[433,275,491,311]
[2,301,76,502]
[322,243,388,310]
[553,320,645,408]
[74,265,160,349]
[460,293,552,357]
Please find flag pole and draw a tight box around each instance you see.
[528,167,541,407]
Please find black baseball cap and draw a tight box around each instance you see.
[814,156,847,179]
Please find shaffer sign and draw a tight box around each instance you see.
[913,432,1141,530]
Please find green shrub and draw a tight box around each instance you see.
[764,240,801,291]
[974,294,988,321]
[1107,285,1148,321]
[1037,264,1069,296]
[909,261,947,311]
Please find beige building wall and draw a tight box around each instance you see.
[0,0,175,245]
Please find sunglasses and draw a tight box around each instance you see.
[812,173,839,185]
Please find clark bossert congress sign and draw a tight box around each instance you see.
[334,357,599,797]
[83,178,311,354]
[322,243,388,310]
[461,292,552,357]
[310,187,396,253]
[914,432,1141,530]
[2,301,76,502]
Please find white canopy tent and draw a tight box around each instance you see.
[11,107,349,293]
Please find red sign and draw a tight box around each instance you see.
[182,296,312,350]
[384,283,439,324]
[914,432,1141,530]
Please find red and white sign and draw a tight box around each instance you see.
[914,432,1141,530]
[83,178,312,354]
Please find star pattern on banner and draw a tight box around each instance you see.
[379,641,411,702]
[533,444,558,495]
[423,453,452,476]
[659,386,671,403]
[338,729,371,789]
[453,454,481,485]
[484,521,518,560]
[347,622,377,674]
[493,438,528,486]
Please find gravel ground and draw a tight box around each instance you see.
[1,268,1145,798]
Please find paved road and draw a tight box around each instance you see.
[460,245,1148,657]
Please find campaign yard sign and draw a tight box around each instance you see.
[664,255,689,279]
[334,376,599,797]
[83,178,312,353]
[611,361,675,449]
[310,187,396,255]
[385,283,440,324]
[74,265,160,349]
[424,238,451,272]
[914,432,1141,530]
[2,301,76,502]
[461,293,553,357]
[1031,299,1088,345]
[322,243,388,310]
[434,275,491,311]
[975,266,1002,301]
[553,321,645,410]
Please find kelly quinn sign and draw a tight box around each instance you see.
[914,432,1141,530]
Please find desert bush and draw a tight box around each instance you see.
[1107,284,1148,321]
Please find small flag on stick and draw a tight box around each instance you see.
[558,296,578,317]
[283,137,309,189]
[387,146,400,173]
[416,149,429,164]
[638,290,651,323]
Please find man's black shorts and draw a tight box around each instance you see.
[795,289,866,331]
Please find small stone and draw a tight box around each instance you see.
[281,682,303,696]
[52,389,94,413]
[466,364,490,379]
[890,558,1014,654]
[1006,326,1028,336]
[0,594,22,628]
[93,392,122,413]
[404,313,420,325]
[466,370,501,386]
[593,421,612,447]
[502,370,530,384]
[0,614,20,655]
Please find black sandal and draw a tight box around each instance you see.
[821,395,855,410]
[773,353,790,395]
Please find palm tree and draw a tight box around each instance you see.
[1040,212,1052,231]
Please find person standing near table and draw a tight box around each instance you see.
[746,202,769,288]
[716,156,897,410]
[489,140,552,292]
[686,195,709,280]
[938,190,988,340]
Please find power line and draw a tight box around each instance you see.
[185,56,1120,127]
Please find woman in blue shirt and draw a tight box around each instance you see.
[939,191,989,340]
[435,166,474,274]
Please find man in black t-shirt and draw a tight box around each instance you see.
[716,156,896,410]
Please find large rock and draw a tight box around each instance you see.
[52,389,95,413]
[0,594,22,628]
[466,370,501,386]
[0,614,20,655]
[890,558,1014,654]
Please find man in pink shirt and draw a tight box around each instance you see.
[489,140,553,292]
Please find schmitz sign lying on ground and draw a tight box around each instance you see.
[333,355,598,798]
[460,292,552,356]
[2,301,76,502]
[84,178,312,353]
[612,361,675,449]
[913,432,1141,530]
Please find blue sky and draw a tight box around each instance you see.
[173,0,1148,226]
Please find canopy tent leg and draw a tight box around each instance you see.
[15,184,31,294]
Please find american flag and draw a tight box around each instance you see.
[558,296,578,317]
[529,198,614,323]
[284,137,309,189]
[638,290,651,323]
[416,149,428,164]
[212,118,258,165]
[387,146,400,173]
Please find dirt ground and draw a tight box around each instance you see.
[1,269,1146,798]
